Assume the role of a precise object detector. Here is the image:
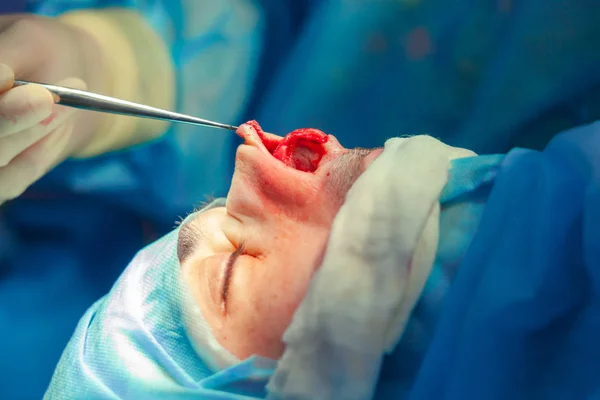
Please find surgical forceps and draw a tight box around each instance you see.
[12,80,238,132]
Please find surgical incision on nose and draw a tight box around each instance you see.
[244,120,329,172]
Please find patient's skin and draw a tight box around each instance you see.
[179,121,382,361]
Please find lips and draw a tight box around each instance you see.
[237,121,329,173]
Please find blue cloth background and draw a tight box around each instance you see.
[376,122,600,399]
[2,0,600,398]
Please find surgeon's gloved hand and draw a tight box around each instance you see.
[0,73,90,205]
[0,11,174,205]
[0,15,105,205]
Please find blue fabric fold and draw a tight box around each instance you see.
[402,122,600,400]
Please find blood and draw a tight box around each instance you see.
[245,120,329,173]
[273,130,328,172]
[246,120,279,152]
[40,114,55,126]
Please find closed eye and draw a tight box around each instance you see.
[221,243,245,313]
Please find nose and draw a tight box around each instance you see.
[237,121,332,173]
[227,122,346,224]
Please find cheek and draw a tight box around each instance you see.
[182,252,233,326]
[219,282,304,361]
[218,295,293,360]
[362,148,384,169]
[217,234,328,360]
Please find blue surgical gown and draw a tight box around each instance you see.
[3,0,600,398]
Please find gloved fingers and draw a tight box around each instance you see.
[0,117,75,204]
[32,77,86,135]
[0,14,32,32]
[0,63,14,92]
[0,77,85,167]
[0,100,75,168]
[0,16,48,79]
[0,82,55,138]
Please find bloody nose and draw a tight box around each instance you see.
[240,121,329,173]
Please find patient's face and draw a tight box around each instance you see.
[178,121,381,361]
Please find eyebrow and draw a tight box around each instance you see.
[221,243,245,313]
[177,222,199,264]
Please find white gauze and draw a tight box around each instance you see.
[266,135,476,400]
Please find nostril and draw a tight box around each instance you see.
[291,146,317,172]
[238,120,329,173]
[282,139,326,172]
[271,130,328,173]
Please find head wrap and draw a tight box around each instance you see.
[45,199,276,399]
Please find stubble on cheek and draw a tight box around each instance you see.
[325,148,375,207]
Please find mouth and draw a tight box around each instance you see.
[237,121,330,173]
